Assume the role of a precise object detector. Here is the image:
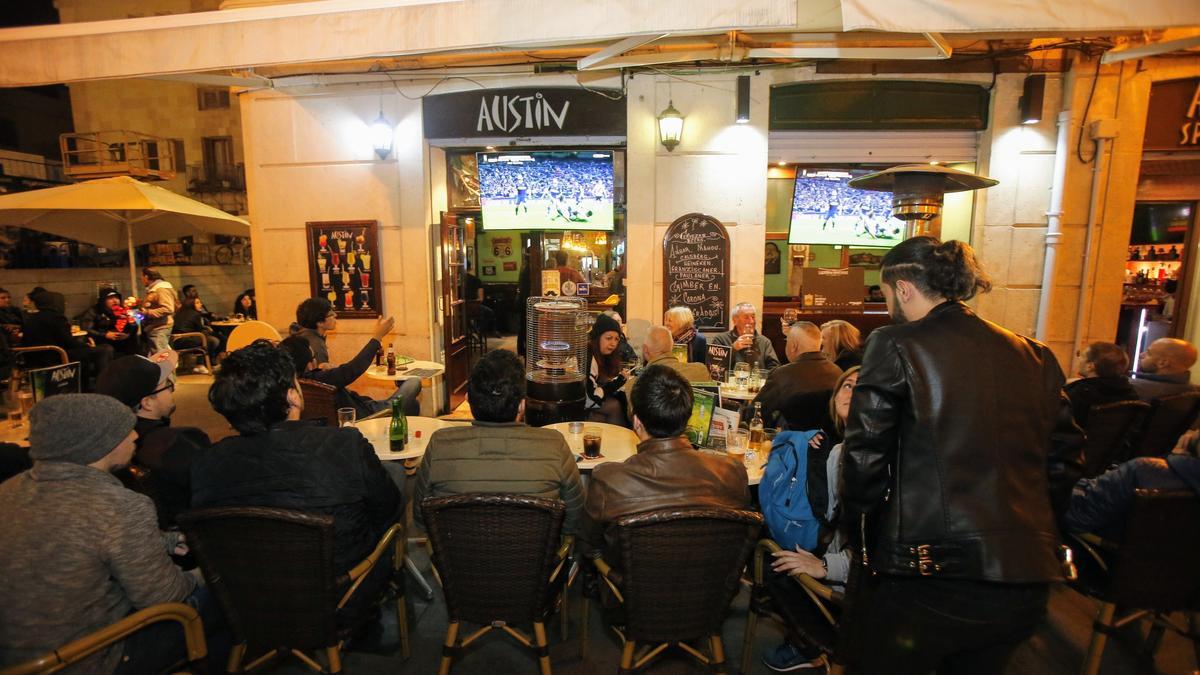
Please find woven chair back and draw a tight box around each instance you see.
[1137,391,1200,457]
[298,378,338,426]
[178,506,340,651]
[1080,400,1150,477]
[613,507,762,643]
[423,494,565,626]
[1109,489,1200,611]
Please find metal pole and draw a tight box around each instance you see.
[1034,110,1074,341]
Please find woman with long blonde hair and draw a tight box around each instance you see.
[820,319,862,371]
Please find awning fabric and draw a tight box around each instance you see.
[840,0,1200,33]
[0,0,801,86]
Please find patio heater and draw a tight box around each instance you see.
[524,296,589,427]
[849,164,997,236]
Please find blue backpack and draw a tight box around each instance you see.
[759,429,823,553]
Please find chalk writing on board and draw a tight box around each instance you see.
[662,213,730,331]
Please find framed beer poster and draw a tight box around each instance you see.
[306,220,381,319]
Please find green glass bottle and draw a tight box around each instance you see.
[388,397,407,451]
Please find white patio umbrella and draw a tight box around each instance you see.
[0,175,250,295]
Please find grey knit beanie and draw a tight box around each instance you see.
[29,394,137,465]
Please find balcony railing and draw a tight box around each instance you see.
[186,162,245,193]
[59,130,177,181]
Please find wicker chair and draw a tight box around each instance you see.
[1080,400,1151,477]
[1136,391,1200,457]
[422,494,572,675]
[170,332,213,374]
[580,507,762,674]
[1,602,207,675]
[740,539,844,674]
[177,506,410,674]
[1070,490,1200,675]
[299,378,339,426]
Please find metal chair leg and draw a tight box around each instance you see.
[1082,602,1117,675]
[619,640,637,674]
[439,621,459,675]
[534,620,553,675]
[406,556,435,600]
[709,635,727,675]
[396,591,411,659]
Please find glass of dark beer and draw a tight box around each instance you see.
[583,426,602,459]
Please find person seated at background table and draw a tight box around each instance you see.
[752,322,842,431]
[819,319,862,371]
[1066,429,1200,539]
[96,351,211,528]
[622,325,711,419]
[172,296,220,374]
[0,394,208,674]
[81,287,141,359]
[279,315,420,418]
[412,349,584,532]
[866,285,885,303]
[1064,341,1139,428]
[191,341,401,625]
[710,302,781,371]
[21,287,112,386]
[232,292,256,321]
[761,366,859,672]
[586,313,630,426]
[0,287,24,345]
[552,249,585,286]
[664,305,707,365]
[1131,337,1200,401]
[580,364,749,562]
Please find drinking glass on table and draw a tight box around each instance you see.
[727,429,750,464]
[337,407,356,428]
[583,425,603,459]
[733,362,751,390]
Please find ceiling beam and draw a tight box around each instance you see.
[143,73,274,88]
[577,34,670,70]
[1102,34,1200,63]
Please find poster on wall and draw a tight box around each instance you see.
[764,242,782,274]
[305,220,381,319]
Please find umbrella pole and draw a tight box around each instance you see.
[127,220,138,298]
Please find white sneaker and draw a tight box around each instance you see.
[192,365,210,375]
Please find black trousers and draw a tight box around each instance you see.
[851,576,1048,675]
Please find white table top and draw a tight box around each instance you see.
[544,421,641,471]
[719,385,758,401]
[210,320,245,328]
[364,361,445,382]
[358,417,639,471]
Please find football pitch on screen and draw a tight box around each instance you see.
[788,213,904,247]
[482,199,614,230]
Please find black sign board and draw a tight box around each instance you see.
[705,344,732,383]
[801,267,865,308]
[29,361,82,401]
[423,87,626,139]
[663,213,731,331]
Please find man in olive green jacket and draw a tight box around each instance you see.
[413,350,584,533]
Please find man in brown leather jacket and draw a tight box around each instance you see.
[581,364,749,558]
[841,237,1083,674]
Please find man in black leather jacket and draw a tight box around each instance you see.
[841,236,1083,674]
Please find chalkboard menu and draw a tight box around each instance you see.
[306,220,381,319]
[662,213,730,330]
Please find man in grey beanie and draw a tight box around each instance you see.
[0,394,197,674]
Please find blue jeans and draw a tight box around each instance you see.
[366,378,422,417]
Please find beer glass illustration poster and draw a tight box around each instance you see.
[306,220,381,318]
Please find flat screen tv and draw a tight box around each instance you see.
[478,150,614,231]
[787,168,905,247]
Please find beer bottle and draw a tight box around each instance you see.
[386,342,396,376]
[749,402,765,453]
[389,397,407,451]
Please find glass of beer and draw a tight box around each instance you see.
[583,426,602,459]
[337,407,356,428]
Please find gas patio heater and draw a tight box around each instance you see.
[849,164,997,237]
[524,296,589,427]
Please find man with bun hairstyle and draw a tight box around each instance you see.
[840,236,1083,673]
[0,394,200,673]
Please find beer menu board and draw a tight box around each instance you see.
[306,220,381,319]
[662,212,730,330]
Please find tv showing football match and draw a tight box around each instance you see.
[787,168,906,247]
[477,150,614,231]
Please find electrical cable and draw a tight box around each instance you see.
[1075,56,1103,164]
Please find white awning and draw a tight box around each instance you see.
[0,0,805,86]
[840,0,1200,33]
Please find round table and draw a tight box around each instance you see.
[719,385,757,402]
[356,416,466,461]
[71,328,86,338]
[210,320,245,328]
[543,421,641,471]
[364,361,445,383]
